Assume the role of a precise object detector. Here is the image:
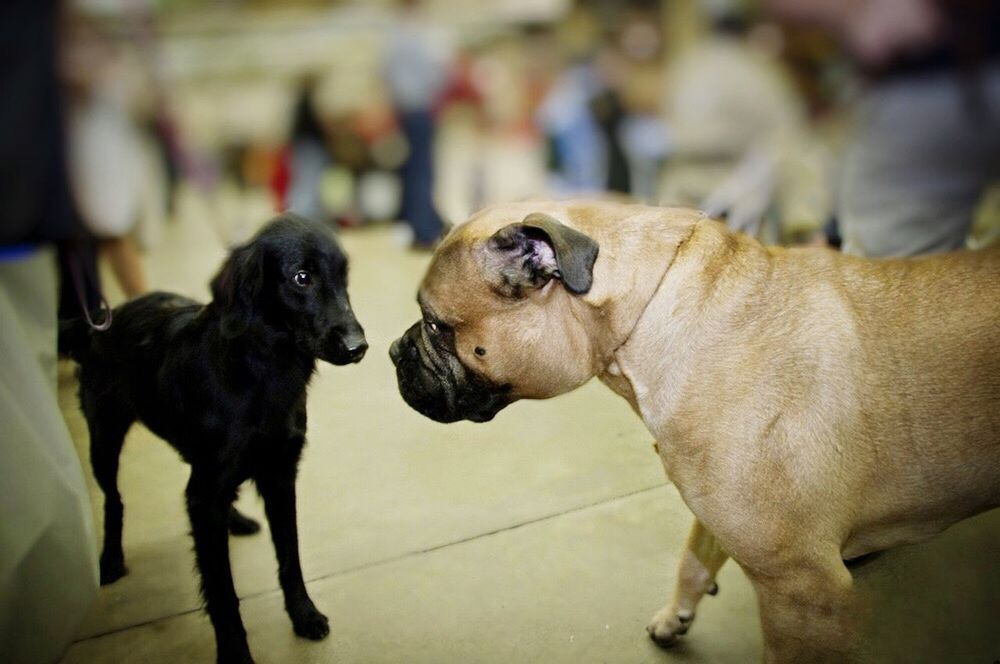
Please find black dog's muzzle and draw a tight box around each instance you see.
[322,319,367,366]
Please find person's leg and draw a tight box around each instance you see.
[0,247,99,663]
[398,113,418,229]
[100,235,147,299]
[400,110,443,246]
[287,139,330,224]
[840,66,1000,257]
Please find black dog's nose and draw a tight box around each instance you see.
[389,339,402,366]
[346,340,368,363]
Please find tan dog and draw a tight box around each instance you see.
[389,200,1000,663]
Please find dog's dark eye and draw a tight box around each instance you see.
[475,346,486,356]
[293,270,312,287]
[425,320,439,334]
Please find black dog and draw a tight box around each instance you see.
[60,213,366,664]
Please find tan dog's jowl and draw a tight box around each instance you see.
[389,200,1000,663]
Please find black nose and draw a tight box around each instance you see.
[346,340,368,363]
[389,339,402,366]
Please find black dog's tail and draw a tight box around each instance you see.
[58,317,92,362]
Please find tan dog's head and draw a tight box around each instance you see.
[389,207,601,422]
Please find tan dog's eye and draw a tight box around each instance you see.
[475,346,486,356]
[425,320,438,333]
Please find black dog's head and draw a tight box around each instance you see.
[210,213,367,365]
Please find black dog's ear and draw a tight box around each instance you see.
[488,212,599,296]
[210,242,264,338]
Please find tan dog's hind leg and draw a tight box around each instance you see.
[647,518,729,646]
[749,558,858,664]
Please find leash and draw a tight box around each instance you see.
[67,245,112,331]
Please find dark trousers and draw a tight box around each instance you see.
[398,110,443,244]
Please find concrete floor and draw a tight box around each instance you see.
[58,202,1000,663]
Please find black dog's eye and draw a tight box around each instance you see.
[293,270,312,287]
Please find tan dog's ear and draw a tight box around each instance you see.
[488,212,599,296]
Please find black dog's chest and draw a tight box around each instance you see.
[126,345,308,466]
[144,389,305,463]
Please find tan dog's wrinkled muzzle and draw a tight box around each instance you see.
[390,211,601,424]
[390,321,511,423]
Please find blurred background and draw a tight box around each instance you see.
[54,0,1000,269]
[3,1,1000,662]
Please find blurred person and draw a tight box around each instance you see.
[0,1,100,662]
[128,9,184,223]
[537,61,608,194]
[590,85,631,194]
[383,0,452,249]
[536,8,609,195]
[286,74,333,225]
[609,7,673,201]
[432,47,487,222]
[659,5,808,237]
[767,0,1000,256]
[62,10,148,298]
[112,3,175,247]
[619,103,672,201]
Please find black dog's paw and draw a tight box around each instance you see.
[216,647,255,664]
[99,555,127,585]
[227,509,261,536]
[291,605,330,640]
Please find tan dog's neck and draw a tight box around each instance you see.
[567,204,705,377]
[597,219,772,433]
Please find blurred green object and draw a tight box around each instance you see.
[320,165,355,217]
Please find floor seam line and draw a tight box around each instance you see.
[71,481,668,644]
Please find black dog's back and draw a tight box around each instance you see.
[62,292,214,455]
[60,292,202,363]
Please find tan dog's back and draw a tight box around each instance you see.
[659,229,1000,560]
[821,245,1000,554]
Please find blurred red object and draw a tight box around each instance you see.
[435,53,483,115]
[270,145,291,212]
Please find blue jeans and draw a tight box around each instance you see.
[398,110,443,244]
[288,139,331,224]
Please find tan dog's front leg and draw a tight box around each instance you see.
[749,559,858,664]
[647,518,728,646]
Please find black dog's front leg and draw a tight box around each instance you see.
[256,463,330,640]
[186,473,254,664]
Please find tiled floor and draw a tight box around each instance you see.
[58,199,1000,663]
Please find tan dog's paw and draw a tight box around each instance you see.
[646,606,695,647]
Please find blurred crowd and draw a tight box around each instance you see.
[29,0,1000,266]
[1,0,999,660]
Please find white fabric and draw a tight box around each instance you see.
[68,87,144,238]
[0,248,98,664]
